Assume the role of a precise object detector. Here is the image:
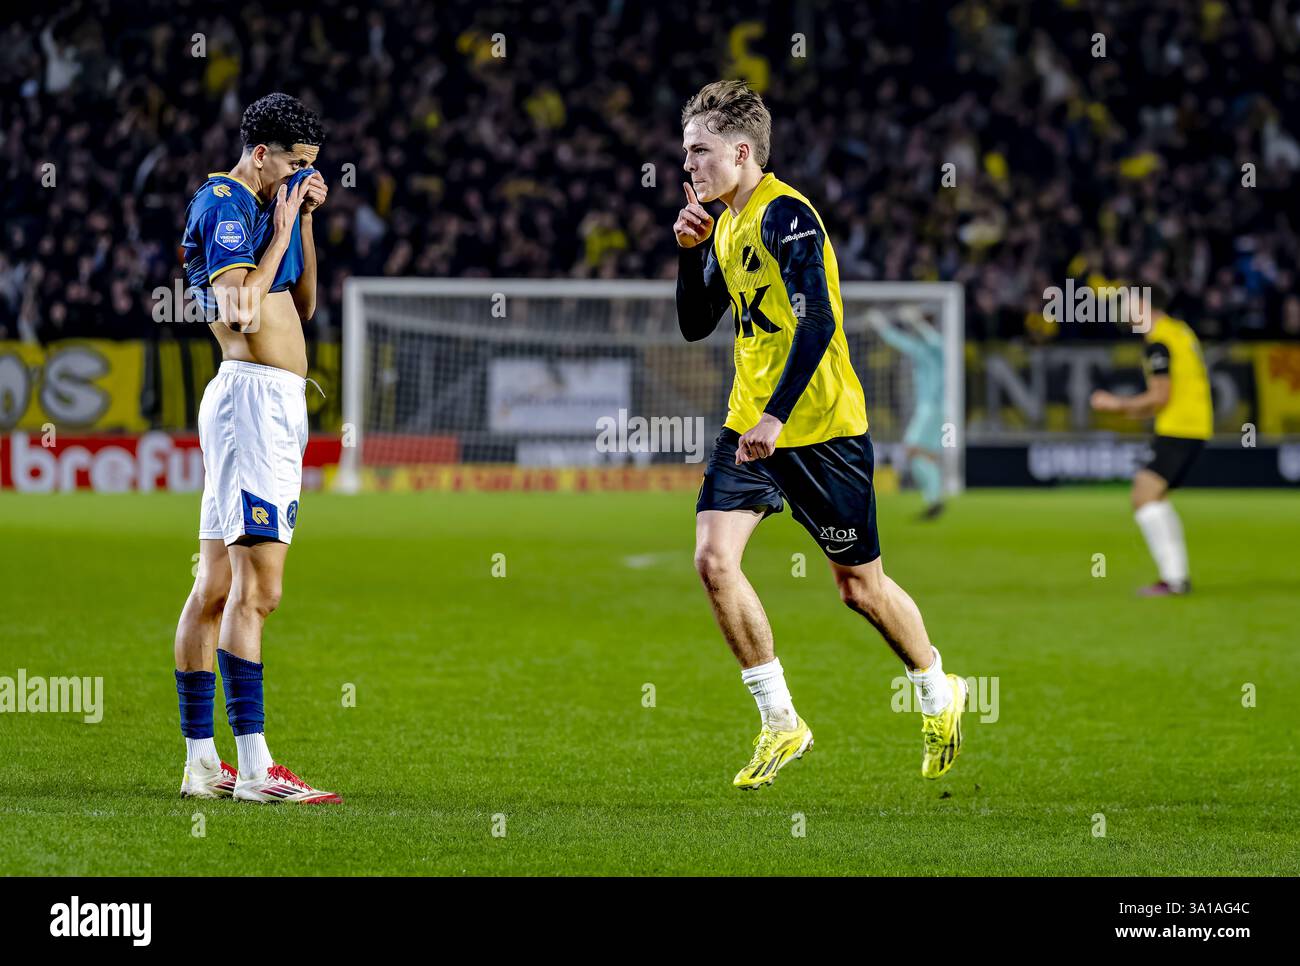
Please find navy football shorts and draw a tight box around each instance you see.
[696,427,882,566]
[1143,434,1204,489]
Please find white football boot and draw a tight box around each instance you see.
[233,763,343,804]
[179,758,238,799]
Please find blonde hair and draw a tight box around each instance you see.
[681,79,772,168]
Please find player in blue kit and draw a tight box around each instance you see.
[172,93,341,804]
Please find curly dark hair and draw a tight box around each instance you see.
[239,93,325,151]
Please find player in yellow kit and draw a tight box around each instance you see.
[1091,286,1213,596]
[674,80,969,788]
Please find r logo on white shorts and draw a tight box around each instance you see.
[242,490,281,540]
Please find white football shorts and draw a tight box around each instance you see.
[198,360,308,545]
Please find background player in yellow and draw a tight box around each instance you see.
[674,80,970,788]
[1091,286,1213,596]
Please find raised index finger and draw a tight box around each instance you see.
[683,182,701,207]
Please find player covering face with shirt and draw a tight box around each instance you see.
[172,93,340,804]
[674,80,972,788]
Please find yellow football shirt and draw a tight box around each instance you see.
[1144,314,1212,440]
[710,173,868,447]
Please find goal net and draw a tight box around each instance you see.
[338,279,963,494]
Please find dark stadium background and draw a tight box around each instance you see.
[5,0,1300,345]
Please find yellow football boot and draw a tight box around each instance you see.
[921,674,968,779]
[733,717,813,790]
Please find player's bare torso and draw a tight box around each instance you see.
[209,291,307,377]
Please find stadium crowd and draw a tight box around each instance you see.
[2,0,1299,344]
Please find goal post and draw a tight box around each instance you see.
[337,278,964,495]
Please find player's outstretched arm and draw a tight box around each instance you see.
[1090,342,1172,418]
[675,183,729,341]
[877,318,924,357]
[1091,376,1170,419]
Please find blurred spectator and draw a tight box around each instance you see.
[2,0,1299,346]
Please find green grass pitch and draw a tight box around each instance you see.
[0,487,1295,876]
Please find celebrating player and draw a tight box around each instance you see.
[1090,286,1212,596]
[172,93,340,803]
[674,80,970,788]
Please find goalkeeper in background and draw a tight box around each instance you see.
[877,309,946,519]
